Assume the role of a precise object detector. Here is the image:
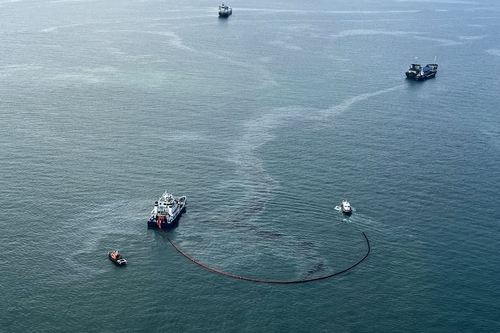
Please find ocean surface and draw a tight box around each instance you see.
[1,0,500,332]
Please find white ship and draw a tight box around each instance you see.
[148,191,187,228]
[340,200,352,215]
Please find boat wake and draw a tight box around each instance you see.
[321,84,405,117]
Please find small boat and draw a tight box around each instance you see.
[147,191,187,229]
[340,200,352,215]
[406,57,438,81]
[218,3,232,17]
[108,251,127,265]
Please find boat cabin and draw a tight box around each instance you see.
[408,64,421,72]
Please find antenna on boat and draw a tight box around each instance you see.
[434,55,437,64]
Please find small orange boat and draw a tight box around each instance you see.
[108,250,127,266]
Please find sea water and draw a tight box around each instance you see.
[1,0,500,332]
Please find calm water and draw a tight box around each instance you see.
[1,0,500,332]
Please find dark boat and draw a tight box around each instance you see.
[108,251,127,265]
[406,57,438,81]
[218,3,232,17]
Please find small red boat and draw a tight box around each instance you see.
[108,251,127,265]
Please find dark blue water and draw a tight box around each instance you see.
[1,0,500,332]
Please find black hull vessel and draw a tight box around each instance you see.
[406,57,438,81]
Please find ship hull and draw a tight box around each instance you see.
[406,71,437,80]
[415,72,436,81]
[341,209,352,215]
[147,206,186,228]
[406,62,438,81]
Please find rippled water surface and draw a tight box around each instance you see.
[1,0,500,332]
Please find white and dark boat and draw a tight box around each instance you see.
[218,3,232,17]
[406,57,438,81]
[147,191,187,229]
[108,251,127,265]
[340,200,352,215]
